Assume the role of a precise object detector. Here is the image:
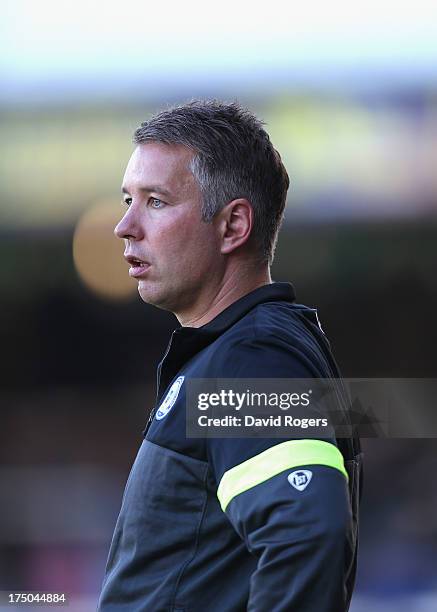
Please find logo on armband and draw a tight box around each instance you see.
[287,469,313,491]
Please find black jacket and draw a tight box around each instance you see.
[98,282,363,612]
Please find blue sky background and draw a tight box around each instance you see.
[2,0,437,103]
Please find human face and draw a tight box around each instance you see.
[115,142,222,314]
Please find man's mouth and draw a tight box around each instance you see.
[124,255,151,278]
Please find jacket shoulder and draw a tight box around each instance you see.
[199,301,331,379]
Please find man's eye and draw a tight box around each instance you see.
[150,197,164,209]
[123,198,132,207]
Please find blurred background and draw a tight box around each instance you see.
[1,1,437,610]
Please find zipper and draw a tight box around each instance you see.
[144,330,176,436]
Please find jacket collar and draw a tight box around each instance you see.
[198,281,296,335]
[169,281,297,353]
[147,282,296,431]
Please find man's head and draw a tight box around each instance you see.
[132,100,289,264]
[115,100,290,319]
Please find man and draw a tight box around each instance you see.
[98,100,362,611]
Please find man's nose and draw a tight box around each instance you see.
[114,206,144,241]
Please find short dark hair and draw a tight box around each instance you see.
[133,100,290,264]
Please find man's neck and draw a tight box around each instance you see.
[177,266,272,328]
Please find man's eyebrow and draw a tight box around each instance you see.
[121,185,172,197]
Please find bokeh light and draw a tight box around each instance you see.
[72,199,136,300]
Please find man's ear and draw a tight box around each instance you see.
[216,199,253,255]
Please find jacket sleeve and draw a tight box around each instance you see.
[206,337,354,612]
[210,440,352,612]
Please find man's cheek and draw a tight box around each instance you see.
[160,221,191,247]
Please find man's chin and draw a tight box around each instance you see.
[137,281,173,311]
